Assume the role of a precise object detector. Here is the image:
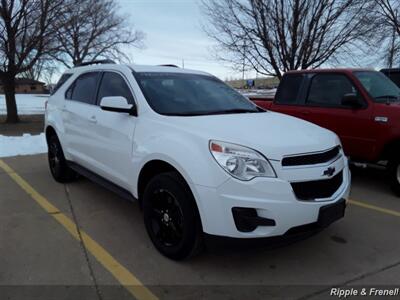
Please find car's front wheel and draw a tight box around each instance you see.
[389,157,400,196]
[143,172,203,260]
[47,134,76,183]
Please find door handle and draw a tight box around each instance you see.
[89,116,97,123]
[301,111,310,115]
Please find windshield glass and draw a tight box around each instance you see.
[135,72,262,116]
[354,71,400,103]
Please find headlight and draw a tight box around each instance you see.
[209,140,276,181]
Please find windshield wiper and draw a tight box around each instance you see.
[375,95,400,101]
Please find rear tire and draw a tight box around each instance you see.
[389,157,400,197]
[47,134,76,183]
[143,172,203,260]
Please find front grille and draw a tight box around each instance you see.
[282,146,340,167]
[291,171,343,200]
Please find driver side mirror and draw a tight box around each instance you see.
[341,93,363,109]
[100,96,137,116]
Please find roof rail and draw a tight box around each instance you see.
[76,59,116,67]
[158,64,179,68]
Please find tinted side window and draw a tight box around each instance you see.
[275,74,304,104]
[306,74,358,107]
[51,73,72,95]
[67,72,99,104]
[97,72,134,104]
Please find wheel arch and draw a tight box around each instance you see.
[137,159,192,201]
[136,159,204,230]
[45,125,58,142]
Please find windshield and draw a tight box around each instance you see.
[135,72,263,116]
[354,71,400,103]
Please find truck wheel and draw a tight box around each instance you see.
[47,134,76,183]
[389,157,400,196]
[143,172,203,260]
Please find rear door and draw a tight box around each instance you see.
[89,71,137,189]
[302,73,374,159]
[62,72,101,168]
[270,73,309,119]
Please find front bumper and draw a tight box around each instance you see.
[194,163,351,239]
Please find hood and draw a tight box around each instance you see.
[165,111,339,161]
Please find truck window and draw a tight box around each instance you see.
[306,74,358,107]
[274,74,304,105]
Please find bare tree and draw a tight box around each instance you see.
[54,0,144,67]
[376,0,400,36]
[20,58,56,82]
[372,0,400,67]
[386,27,399,68]
[0,0,64,123]
[202,0,376,79]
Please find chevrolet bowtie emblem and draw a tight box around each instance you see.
[323,167,335,177]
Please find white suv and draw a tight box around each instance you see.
[45,61,351,260]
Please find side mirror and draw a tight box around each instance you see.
[341,93,363,108]
[100,96,136,115]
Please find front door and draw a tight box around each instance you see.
[89,71,137,189]
[302,73,374,160]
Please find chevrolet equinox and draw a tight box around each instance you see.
[45,61,351,260]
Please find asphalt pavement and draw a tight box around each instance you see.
[1,154,399,300]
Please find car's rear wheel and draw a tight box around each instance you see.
[389,157,400,196]
[143,172,203,260]
[47,134,76,183]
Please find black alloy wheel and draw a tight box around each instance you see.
[149,189,184,247]
[143,172,203,260]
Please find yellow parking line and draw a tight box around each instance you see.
[0,159,158,300]
[348,199,400,218]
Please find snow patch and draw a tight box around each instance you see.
[0,133,47,158]
[0,94,48,115]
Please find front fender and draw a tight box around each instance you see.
[131,121,230,196]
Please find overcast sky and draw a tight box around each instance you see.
[117,0,247,80]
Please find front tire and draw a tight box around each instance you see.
[47,134,76,183]
[389,157,400,196]
[143,172,203,260]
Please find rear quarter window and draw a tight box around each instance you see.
[51,73,72,95]
[275,74,304,105]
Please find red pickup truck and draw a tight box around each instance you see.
[251,69,400,195]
